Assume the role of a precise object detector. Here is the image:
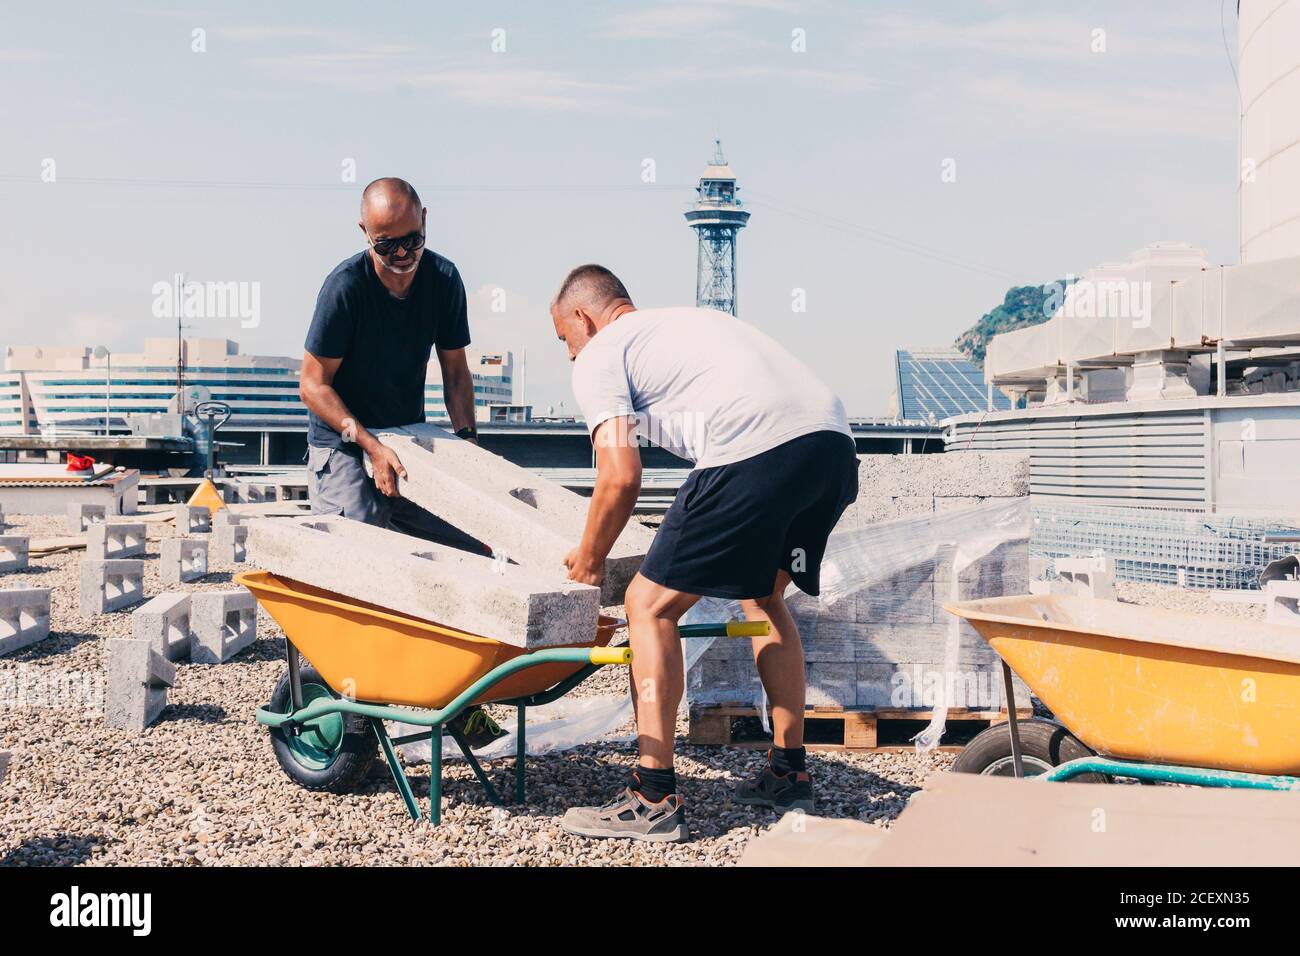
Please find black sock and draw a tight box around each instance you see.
[770,746,806,775]
[631,765,677,802]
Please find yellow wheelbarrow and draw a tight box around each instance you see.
[943,593,1300,790]
[238,571,769,823]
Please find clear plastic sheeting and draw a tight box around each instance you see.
[398,497,1030,762]
[683,497,1031,750]
[393,695,634,765]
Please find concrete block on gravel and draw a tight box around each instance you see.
[246,514,600,648]
[374,423,654,605]
[67,502,108,534]
[191,590,256,664]
[0,587,52,655]
[173,504,211,535]
[212,523,248,563]
[79,559,146,615]
[0,536,29,572]
[105,638,175,731]
[86,522,146,560]
[160,537,208,584]
[132,592,191,662]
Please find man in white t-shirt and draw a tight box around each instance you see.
[551,264,859,843]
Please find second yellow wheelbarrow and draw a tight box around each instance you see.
[943,593,1300,790]
[238,571,768,823]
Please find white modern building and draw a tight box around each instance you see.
[1,337,522,463]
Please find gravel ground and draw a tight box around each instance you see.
[3,511,1264,866]
[0,510,951,867]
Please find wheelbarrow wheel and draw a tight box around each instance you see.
[267,664,378,794]
[952,718,1110,783]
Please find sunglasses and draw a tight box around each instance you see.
[368,230,426,257]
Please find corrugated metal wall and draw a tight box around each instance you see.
[947,410,1208,509]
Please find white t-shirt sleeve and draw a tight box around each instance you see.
[571,343,637,436]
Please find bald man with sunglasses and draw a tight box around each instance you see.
[299,177,505,747]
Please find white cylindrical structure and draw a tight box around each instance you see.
[1240,0,1300,263]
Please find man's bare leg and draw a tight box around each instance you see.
[739,571,805,748]
[622,572,701,769]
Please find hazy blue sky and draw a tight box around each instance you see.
[0,1,1241,415]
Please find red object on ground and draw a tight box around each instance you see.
[66,453,96,472]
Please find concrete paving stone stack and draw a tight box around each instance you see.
[690,453,1032,712]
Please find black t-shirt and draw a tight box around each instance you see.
[304,249,470,448]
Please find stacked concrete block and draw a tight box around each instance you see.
[247,514,601,649]
[374,423,655,605]
[690,454,1032,713]
[85,522,146,560]
[0,587,52,655]
[212,522,249,564]
[132,593,192,662]
[67,502,108,534]
[105,638,175,731]
[79,560,146,615]
[191,590,257,663]
[0,536,29,572]
[173,504,211,535]
[160,537,208,584]
[837,453,1029,531]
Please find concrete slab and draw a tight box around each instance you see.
[79,559,146,615]
[86,522,146,560]
[246,514,601,648]
[0,587,52,656]
[132,592,191,662]
[105,638,175,731]
[0,536,30,572]
[191,590,257,663]
[373,423,655,604]
[160,538,208,584]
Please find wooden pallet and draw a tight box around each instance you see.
[687,704,1032,754]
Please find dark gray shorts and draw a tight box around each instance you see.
[306,444,489,553]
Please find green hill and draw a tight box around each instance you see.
[954,278,1071,366]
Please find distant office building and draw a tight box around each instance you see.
[888,348,1010,423]
[1,338,522,463]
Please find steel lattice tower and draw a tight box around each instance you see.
[684,140,750,315]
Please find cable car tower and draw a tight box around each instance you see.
[684,140,750,315]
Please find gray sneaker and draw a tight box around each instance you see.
[561,787,689,843]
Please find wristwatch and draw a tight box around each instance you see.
[455,426,478,441]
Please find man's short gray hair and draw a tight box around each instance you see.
[554,264,631,311]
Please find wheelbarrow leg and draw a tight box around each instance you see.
[429,722,442,825]
[1002,661,1024,779]
[514,705,526,805]
[370,718,421,822]
[447,724,504,807]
